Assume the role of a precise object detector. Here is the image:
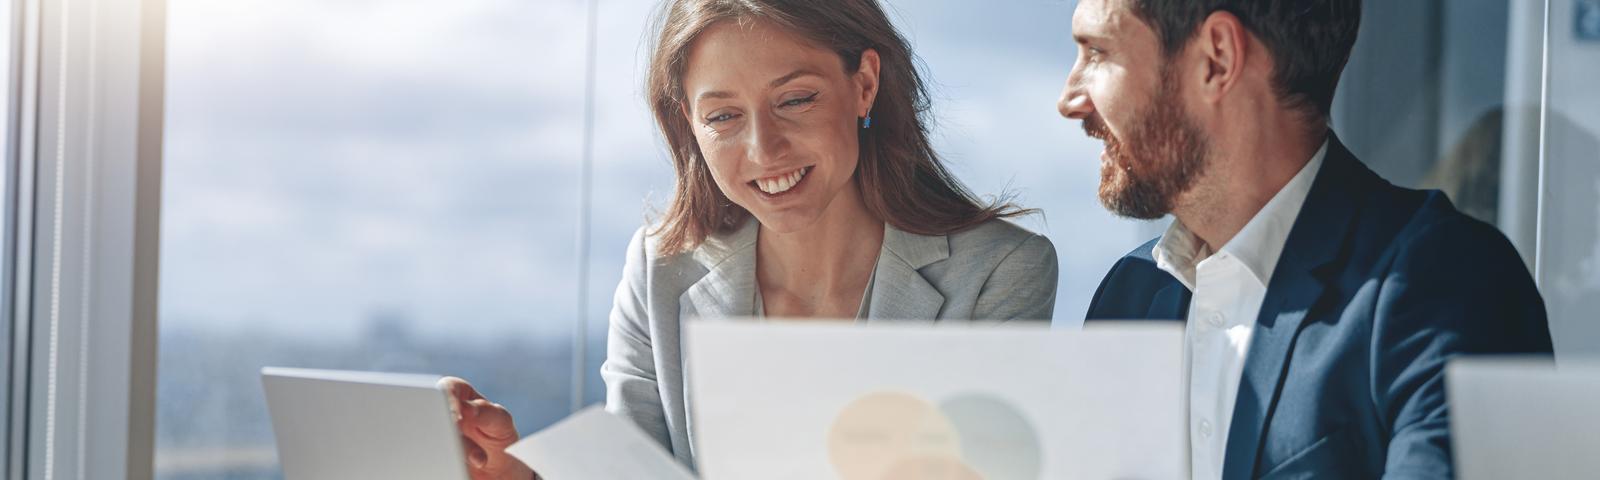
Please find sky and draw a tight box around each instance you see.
[158,0,1152,347]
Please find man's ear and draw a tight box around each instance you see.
[1193,10,1249,104]
[855,49,882,116]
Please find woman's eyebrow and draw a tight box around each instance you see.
[694,68,823,103]
[768,68,822,89]
[696,90,736,102]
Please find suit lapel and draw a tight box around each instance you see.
[679,219,760,321]
[867,224,948,321]
[1148,283,1192,321]
[1221,135,1364,480]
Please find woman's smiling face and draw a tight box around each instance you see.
[680,19,879,233]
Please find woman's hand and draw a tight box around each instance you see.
[439,377,536,480]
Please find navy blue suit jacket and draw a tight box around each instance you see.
[1086,135,1553,479]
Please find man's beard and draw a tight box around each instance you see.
[1083,69,1210,220]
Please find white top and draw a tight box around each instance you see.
[1152,141,1328,480]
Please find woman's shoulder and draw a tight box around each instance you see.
[620,222,758,290]
[944,218,1056,263]
[622,225,698,271]
[624,220,755,266]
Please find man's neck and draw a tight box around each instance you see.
[1175,123,1326,252]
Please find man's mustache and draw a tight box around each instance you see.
[1083,113,1111,142]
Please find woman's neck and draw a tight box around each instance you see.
[755,182,885,318]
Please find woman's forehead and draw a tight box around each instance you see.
[682,19,845,97]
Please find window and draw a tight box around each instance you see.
[157,0,588,476]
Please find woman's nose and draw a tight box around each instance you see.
[746,114,789,163]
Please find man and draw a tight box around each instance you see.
[1062,1,1553,479]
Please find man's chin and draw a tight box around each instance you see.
[1098,185,1171,220]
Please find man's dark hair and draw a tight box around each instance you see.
[1131,0,1362,119]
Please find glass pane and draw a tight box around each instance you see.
[156,1,587,477]
[1540,0,1600,357]
[1334,0,1516,228]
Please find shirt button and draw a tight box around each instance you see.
[1199,420,1214,438]
[1205,311,1225,328]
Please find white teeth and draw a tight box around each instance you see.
[756,167,807,194]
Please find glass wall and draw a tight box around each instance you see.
[1539,0,1600,357]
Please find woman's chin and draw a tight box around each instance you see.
[749,209,824,235]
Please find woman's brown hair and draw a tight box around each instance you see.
[646,0,1031,255]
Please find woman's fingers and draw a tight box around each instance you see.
[439,376,516,446]
[461,434,488,468]
[438,377,535,480]
[464,398,519,445]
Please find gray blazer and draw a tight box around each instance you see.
[600,218,1059,468]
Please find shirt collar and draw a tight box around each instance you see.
[1152,140,1330,290]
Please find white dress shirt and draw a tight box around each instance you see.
[1152,141,1328,480]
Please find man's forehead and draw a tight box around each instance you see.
[1073,0,1138,40]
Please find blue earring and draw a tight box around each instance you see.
[862,114,873,129]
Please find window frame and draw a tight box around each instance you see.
[5,0,165,478]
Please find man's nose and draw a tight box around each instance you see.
[1058,81,1093,120]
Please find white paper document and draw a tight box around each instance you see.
[505,406,696,480]
[685,321,1188,480]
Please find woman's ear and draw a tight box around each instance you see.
[854,49,882,117]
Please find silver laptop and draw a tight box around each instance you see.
[261,367,470,480]
[685,321,1188,480]
[1447,356,1600,480]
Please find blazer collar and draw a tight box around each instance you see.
[679,219,760,321]
[677,219,949,321]
[867,223,949,321]
[1222,132,1369,480]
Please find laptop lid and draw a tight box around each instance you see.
[261,367,470,480]
[1447,356,1600,480]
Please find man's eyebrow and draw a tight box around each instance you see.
[1074,32,1109,45]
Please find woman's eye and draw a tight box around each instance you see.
[706,113,738,124]
[780,93,818,108]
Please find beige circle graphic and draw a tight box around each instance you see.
[827,391,967,480]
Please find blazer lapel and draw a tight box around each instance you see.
[1148,283,1192,321]
[1221,135,1364,480]
[867,224,948,321]
[679,219,760,321]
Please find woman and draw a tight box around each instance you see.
[445,0,1059,477]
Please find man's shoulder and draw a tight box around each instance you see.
[1087,236,1181,319]
[1374,189,1528,278]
